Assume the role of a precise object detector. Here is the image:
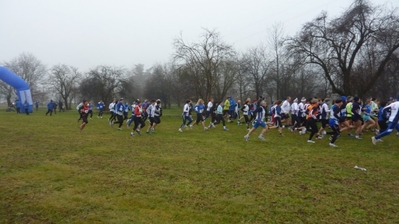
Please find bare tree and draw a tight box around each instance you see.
[287,0,399,96]
[169,65,196,106]
[143,64,173,108]
[268,23,295,100]
[173,28,235,100]
[80,66,125,108]
[243,45,271,99]
[48,64,80,110]
[234,54,252,102]
[126,64,148,100]
[1,53,46,105]
[213,60,238,101]
[369,53,399,100]
[0,84,14,106]
[290,65,324,98]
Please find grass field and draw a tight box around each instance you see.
[1,106,399,223]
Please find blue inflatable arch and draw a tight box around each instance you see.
[0,66,33,112]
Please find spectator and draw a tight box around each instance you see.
[52,101,57,114]
[97,100,105,118]
[23,100,29,115]
[46,100,54,116]
[58,100,64,112]
[15,99,22,113]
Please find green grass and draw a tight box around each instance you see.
[1,107,399,223]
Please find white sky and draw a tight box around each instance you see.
[0,0,396,72]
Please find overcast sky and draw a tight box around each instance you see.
[0,0,396,72]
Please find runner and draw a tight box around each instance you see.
[327,99,343,147]
[79,100,90,132]
[178,100,193,132]
[372,96,399,145]
[306,99,320,143]
[244,100,268,141]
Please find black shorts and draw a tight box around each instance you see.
[196,113,205,123]
[230,111,237,119]
[244,115,249,123]
[378,121,387,132]
[82,115,88,124]
[352,115,361,122]
[321,119,328,128]
[275,117,282,127]
[205,111,212,119]
[154,116,161,124]
[149,117,156,125]
[223,110,229,116]
[281,113,289,119]
[298,116,306,125]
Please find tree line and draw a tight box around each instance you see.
[1,0,398,110]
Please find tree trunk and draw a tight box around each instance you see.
[343,69,351,96]
[64,98,69,110]
[6,94,12,106]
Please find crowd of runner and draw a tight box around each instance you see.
[74,94,399,146]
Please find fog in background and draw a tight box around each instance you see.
[1,0,393,70]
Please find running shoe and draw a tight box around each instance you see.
[371,136,377,145]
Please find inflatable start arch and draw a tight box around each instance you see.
[0,66,33,112]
